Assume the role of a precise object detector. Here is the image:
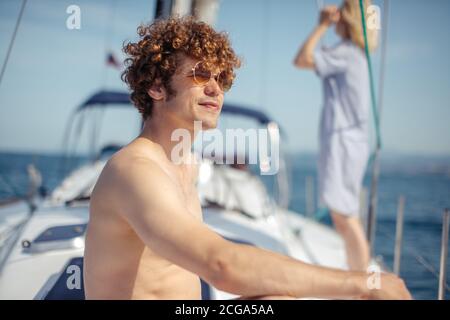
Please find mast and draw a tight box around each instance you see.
[191,0,220,25]
[154,0,195,19]
[154,0,173,19]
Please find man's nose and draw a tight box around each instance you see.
[204,78,222,96]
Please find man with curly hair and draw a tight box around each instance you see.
[84,17,411,300]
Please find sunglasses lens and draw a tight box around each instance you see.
[193,63,212,85]
[217,71,232,92]
[192,62,232,92]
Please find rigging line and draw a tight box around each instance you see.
[359,0,383,254]
[0,0,27,90]
[376,225,450,292]
[359,0,381,149]
[377,0,390,120]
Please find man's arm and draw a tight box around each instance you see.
[110,158,411,299]
[293,5,339,69]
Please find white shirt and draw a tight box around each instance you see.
[314,39,370,141]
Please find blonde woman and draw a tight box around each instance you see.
[294,0,378,271]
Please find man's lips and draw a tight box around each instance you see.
[198,102,220,110]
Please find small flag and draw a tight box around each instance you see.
[106,52,121,69]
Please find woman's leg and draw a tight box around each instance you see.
[330,210,370,271]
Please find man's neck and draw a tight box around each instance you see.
[138,114,197,165]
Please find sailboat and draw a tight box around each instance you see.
[0,0,361,299]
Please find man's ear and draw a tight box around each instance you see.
[147,79,166,101]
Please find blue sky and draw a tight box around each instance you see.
[0,0,449,156]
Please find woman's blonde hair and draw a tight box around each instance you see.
[340,0,378,52]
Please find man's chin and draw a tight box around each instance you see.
[195,115,218,130]
[200,120,217,130]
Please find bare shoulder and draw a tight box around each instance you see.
[103,148,172,193]
[91,145,173,209]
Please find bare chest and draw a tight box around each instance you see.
[165,167,202,221]
[178,181,202,221]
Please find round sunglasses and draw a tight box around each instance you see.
[185,61,232,92]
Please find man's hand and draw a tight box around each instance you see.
[319,5,340,27]
[361,273,413,300]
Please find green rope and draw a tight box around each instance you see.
[359,0,382,149]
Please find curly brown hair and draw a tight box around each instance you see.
[121,16,241,120]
